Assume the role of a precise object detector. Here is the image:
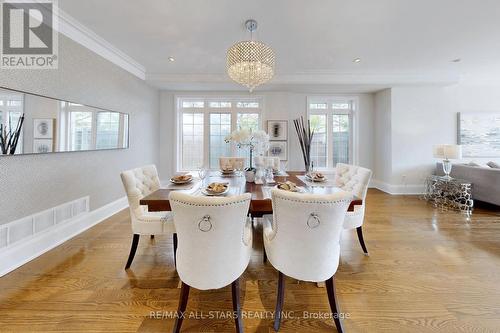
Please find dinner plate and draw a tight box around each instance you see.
[306,175,328,182]
[201,186,230,196]
[275,184,306,193]
[220,169,235,175]
[170,176,193,184]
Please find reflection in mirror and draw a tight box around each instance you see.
[0,87,129,156]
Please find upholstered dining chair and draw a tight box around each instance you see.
[219,157,246,170]
[120,165,176,269]
[169,192,252,333]
[263,189,353,332]
[335,163,373,255]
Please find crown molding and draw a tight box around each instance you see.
[48,4,146,80]
[146,72,460,90]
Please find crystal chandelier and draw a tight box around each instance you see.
[227,19,275,92]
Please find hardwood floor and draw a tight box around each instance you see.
[1,189,500,332]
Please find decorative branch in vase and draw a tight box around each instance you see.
[225,128,269,182]
[0,114,25,155]
[293,116,315,173]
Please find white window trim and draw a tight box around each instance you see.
[175,96,264,172]
[306,96,358,171]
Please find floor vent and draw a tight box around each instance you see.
[0,197,90,251]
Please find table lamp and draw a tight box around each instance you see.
[433,144,462,179]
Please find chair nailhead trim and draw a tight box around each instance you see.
[170,199,250,207]
[274,197,352,205]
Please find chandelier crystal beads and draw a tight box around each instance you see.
[227,19,275,92]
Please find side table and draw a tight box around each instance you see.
[424,175,473,215]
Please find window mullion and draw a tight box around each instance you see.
[203,109,210,168]
[328,113,334,169]
[231,108,237,155]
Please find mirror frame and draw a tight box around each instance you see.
[0,86,130,157]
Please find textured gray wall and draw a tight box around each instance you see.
[0,35,160,224]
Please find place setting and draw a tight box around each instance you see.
[297,171,336,187]
[201,182,230,196]
[166,173,198,190]
[261,179,307,199]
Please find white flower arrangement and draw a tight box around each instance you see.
[224,128,252,145]
[225,129,270,170]
[225,129,269,148]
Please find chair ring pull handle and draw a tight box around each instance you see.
[198,215,213,232]
[307,213,321,229]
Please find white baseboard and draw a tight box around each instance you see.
[370,179,425,195]
[0,197,128,277]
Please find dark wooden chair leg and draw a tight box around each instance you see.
[150,235,155,240]
[356,226,369,255]
[125,234,140,269]
[231,278,243,333]
[326,276,344,333]
[173,282,190,333]
[273,271,285,331]
[173,233,178,267]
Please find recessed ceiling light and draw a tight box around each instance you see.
[451,58,461,63]
[168,56,175,62]
[353,58,361,63]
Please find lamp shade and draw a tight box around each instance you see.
[433,144,462,159]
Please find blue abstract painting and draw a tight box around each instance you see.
[458,113,500,157]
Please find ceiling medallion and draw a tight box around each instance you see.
[227,19,275,92]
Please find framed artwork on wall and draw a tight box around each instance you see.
[268,141,288,161]
[33,139,53,153]
[267,120,288,141]
[458,112,500,157]
[33,118,54,139]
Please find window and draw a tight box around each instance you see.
[96,112,120,149]
[60,103,128,151]
[69,111,93,151]
[309,103,327,110]
[209,113,232,169]
[182,101,204,108]
[236,101,259,108]
[177,98,262,171]
[310,114,327,168]
[332,114,350,165]
[308,98,355,169]
[0,94,24,154]
[123,114,129,148]
[6,111,23,130]
[209,101,231,108]
[181,113,204,170]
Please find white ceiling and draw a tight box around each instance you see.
[59,0,500,91]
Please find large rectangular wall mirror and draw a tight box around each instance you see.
[0,87,129,156]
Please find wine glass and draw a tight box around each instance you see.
[264,167,274,185]
[281,161,288,181]
[198,166,208,186]
[264,158,275,185]
[235,160,244,177]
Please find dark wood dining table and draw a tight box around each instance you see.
[140,171,362,217]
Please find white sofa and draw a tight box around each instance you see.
[436,162,500,206]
